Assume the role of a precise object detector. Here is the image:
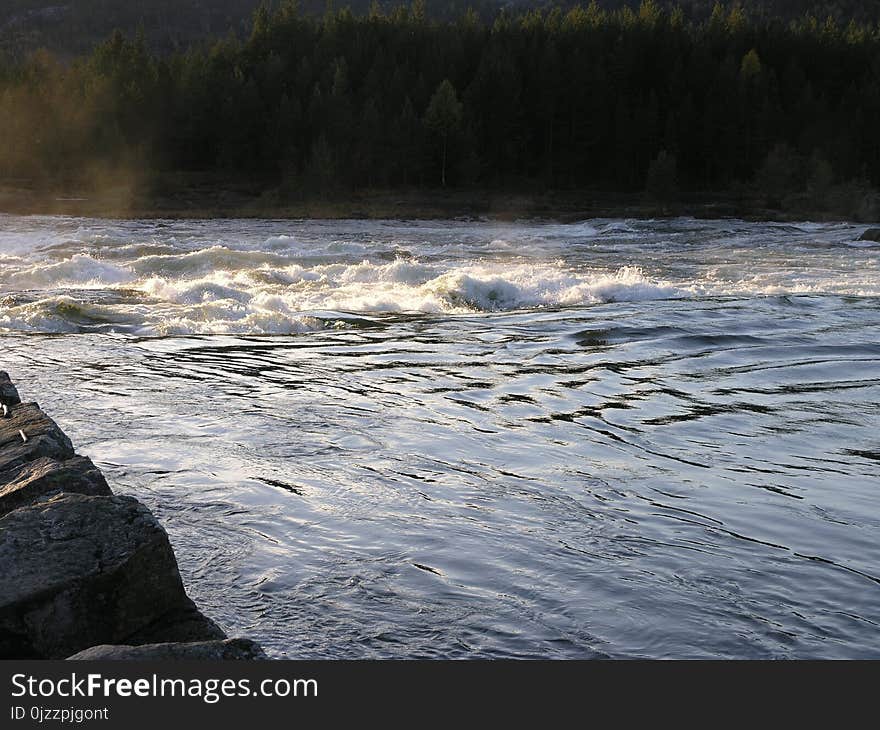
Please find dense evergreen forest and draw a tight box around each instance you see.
[2,1,877,57]
[1,1,879,214]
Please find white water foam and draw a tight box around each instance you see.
[5,254,136,288]
[1,217,877,334]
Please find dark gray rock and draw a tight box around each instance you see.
[0,402,75,473]
[0,456,111,518]
[0,493,220,659]
[67,638,267,661]
[0,371,21,406]
[123,599,226,645]
[858,228,880,242]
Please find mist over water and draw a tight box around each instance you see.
[1,215,879,658]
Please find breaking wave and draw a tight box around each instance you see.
[0,255,684,334]
[1,217,877,335]
[6,254,136,288]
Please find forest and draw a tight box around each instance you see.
[3,2,879,58]
[1,1,879,215]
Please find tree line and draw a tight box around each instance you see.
[3,2,878,59]
[1,1,879,208]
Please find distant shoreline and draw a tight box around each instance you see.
[1,181,876,224]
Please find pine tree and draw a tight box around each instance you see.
[424,79,463,187]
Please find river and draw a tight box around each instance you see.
[1,215,878,658]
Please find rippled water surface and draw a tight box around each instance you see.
[1,215,879,658]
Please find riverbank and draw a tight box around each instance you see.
[0,371,266,660]
[2,178,878,222]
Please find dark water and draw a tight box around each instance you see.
[1,216,878,658]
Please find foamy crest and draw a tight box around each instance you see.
[560,266,683,304]
[0,255,701,334]
[141,276,254,305]
[0,295,141,334]
[181,260,683,314]
[150,311,325,336]
[131,246,289,277]
[1,216,876,335]
[0,289,329,336]
[5,254,136,288]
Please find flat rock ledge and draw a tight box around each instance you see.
[68,638,267,661]
[0,371,265,660]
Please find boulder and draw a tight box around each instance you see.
[122,599,225,645]
[0,456,111,518]
[858,227,880,242]
[0,493,222,659]
[0,402,75,473]
[0,371,21,406]
[68,638,267,661]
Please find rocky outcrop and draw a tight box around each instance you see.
[0,401,75,473]
[122,599,225,645]
[0,370,265,660]
[858,228,880,242]
[0,493,203,658]
[68,638,267,661]
[0,456,111,518]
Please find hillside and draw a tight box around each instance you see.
[0,1,262,56]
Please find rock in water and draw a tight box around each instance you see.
[0,402,75,472]
[0,493,219,659]
[123,600,225,645]
[0,456,111,518]
[67,638,268,661]
[0,372,263,659]
[858,228,880,242]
